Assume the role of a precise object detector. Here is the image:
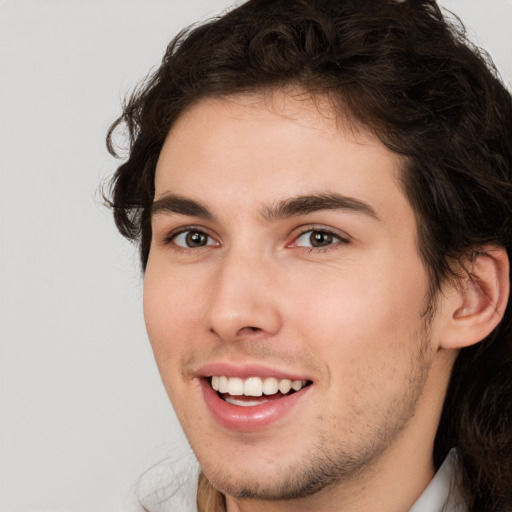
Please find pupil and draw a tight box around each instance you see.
[310,231,332,247]
[186,231,206,247]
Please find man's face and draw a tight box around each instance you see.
[144,93,452,502]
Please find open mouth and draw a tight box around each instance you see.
[209,375,312,407]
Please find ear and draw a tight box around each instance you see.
[439,246,509,350]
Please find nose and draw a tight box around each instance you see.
[204,251,283,342]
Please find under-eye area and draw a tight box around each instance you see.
[209,376,313,407]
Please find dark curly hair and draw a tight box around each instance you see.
[106,1,512,510]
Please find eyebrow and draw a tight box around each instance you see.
[151,192,379,221]
[262,192,379,221]
[151,194,212,218]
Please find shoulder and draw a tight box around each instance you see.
[134,454,199,512]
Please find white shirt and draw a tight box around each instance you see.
[135,449,468,512]
[409,449,467,512]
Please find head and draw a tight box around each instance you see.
[107,1,512,510]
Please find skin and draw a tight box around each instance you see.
[143,92,467,512]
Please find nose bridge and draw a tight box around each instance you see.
[205,245,282,341]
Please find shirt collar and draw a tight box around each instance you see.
[408,449,467,512]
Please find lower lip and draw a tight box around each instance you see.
[200,379,311,432]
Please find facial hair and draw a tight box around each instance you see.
[202,326,435,502]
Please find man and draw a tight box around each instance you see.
[107,1,512,511]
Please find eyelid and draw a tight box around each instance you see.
[157,223,350,250]
[162,225,219,248]
[288,225,351,249]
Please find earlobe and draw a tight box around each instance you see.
[440,246,510,350]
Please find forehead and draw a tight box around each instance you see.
[154,92,410,226]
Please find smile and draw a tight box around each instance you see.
[211,376,309,404]
[200,372,313,431]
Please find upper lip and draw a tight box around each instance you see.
[194,362,313,382]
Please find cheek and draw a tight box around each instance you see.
[143,261,204,369]
[287,253,429,363]
[143,269,206,419]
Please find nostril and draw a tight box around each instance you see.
[231,326,266,339]
[209,325,262,339]
[240,326,262,334]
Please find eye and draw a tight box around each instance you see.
[293,229,345,249]
[171,229,217,248]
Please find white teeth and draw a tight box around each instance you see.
[244,377,263,397]
[227,377,244,395]
[262,377,278,395]
[278,379,292,394]
[225,397,268,407]
[218,375,229,393]
[210,376,308,397]
[291,380,303,391]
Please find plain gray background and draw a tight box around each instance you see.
[1,1,511,511]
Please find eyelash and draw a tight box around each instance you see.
[161,226,350,253]
[163,226,218,252]
[291,227,350,252]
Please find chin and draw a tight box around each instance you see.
[197,440,377,502]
